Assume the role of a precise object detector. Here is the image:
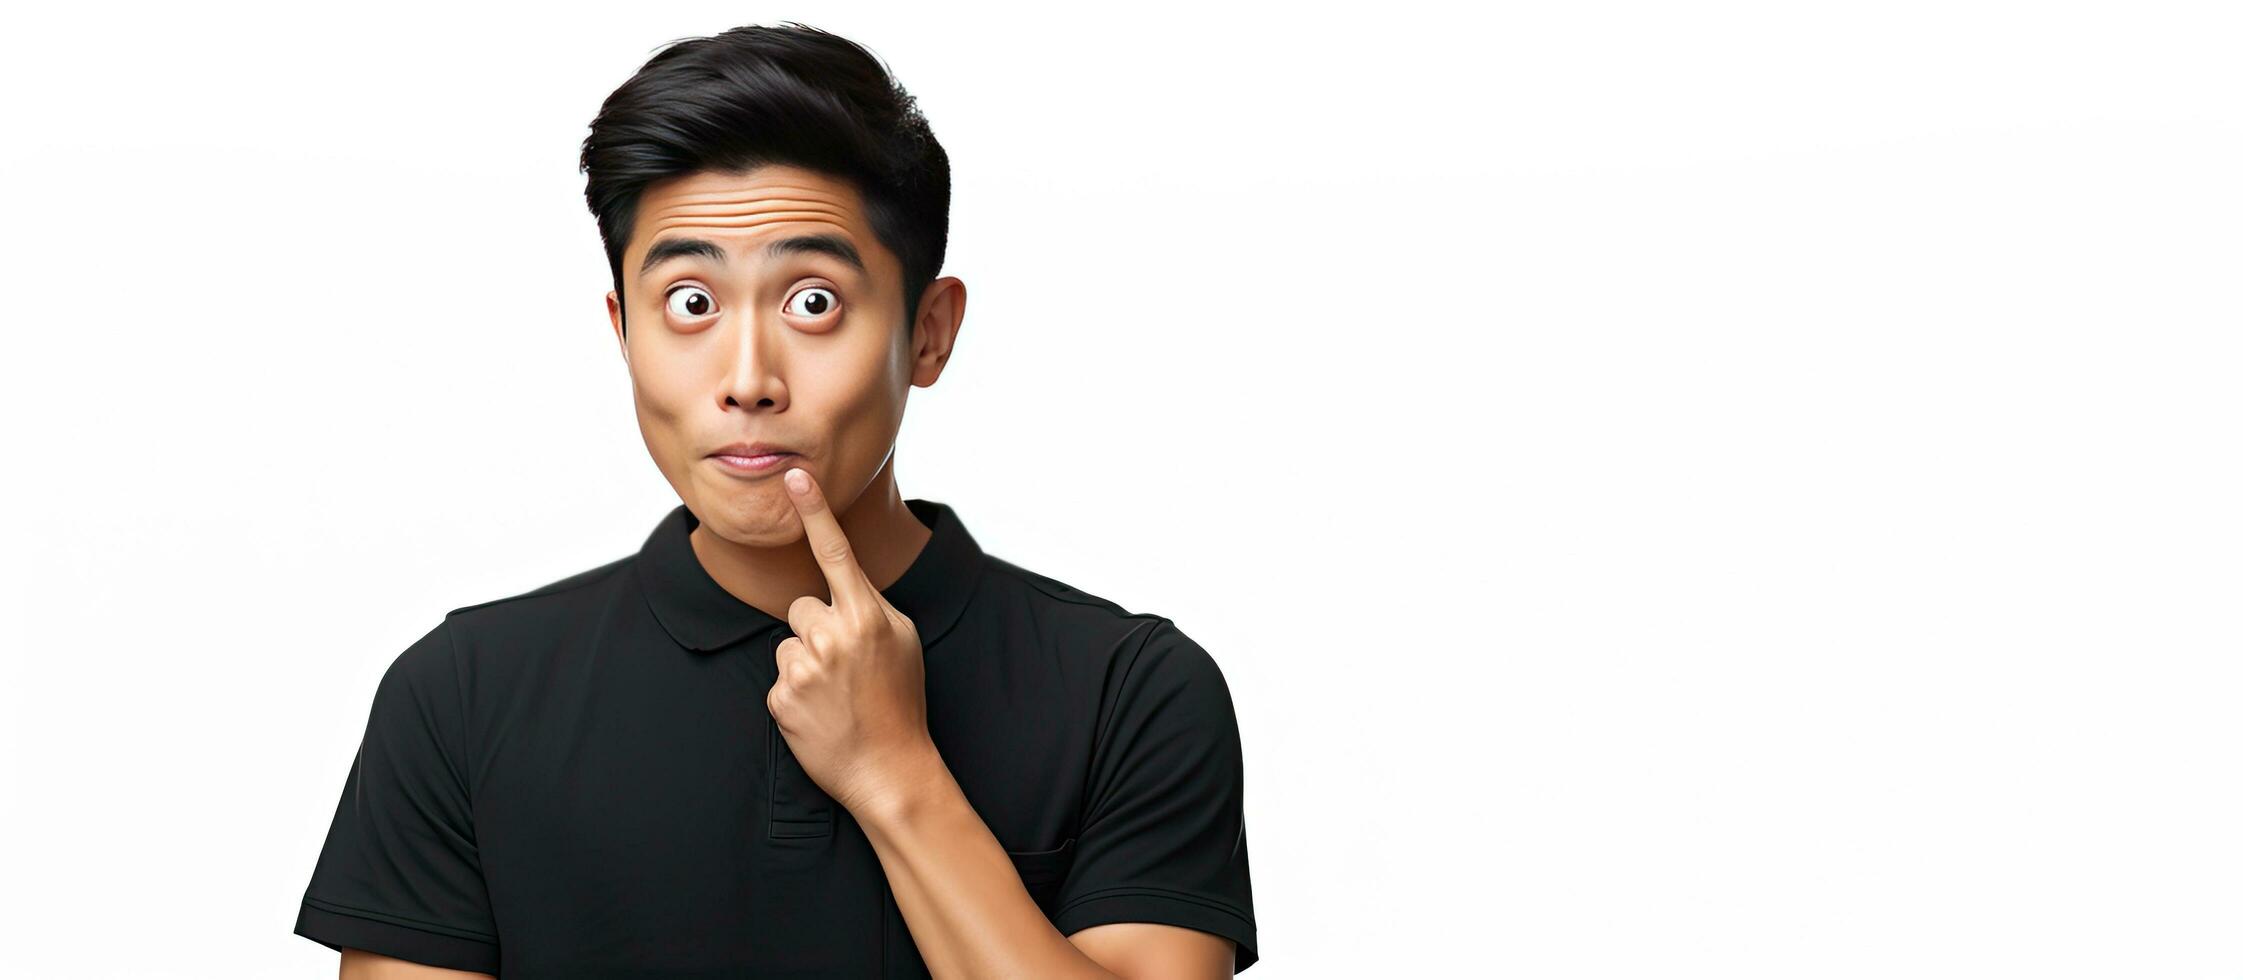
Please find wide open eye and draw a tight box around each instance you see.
[666,285,716,319]
[783,286,839,318]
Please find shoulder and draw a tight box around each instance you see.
[444,552,637,619]
[436,551,640,647]
[977,554,1161,639]
[973,554,1229,688]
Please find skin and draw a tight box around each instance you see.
[338,164,1233,978]
[337,952,491,979]
[612,164,949,623]
[779,466,1236,979]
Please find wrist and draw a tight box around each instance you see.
[849,738,955,829]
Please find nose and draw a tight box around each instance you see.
[718,307,786,411]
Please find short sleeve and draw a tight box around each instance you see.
[1052,619,1259,972]
[293,618,500,974]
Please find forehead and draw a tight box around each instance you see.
[628,164,882,271]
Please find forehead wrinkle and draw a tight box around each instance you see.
[634,177,881,276]
[651,195,854,216]
[642,215,863,258]
[669,182,856,203]
[643,197,864,241]
[637,221,875,286]
[653,187,859,218]
[651,210,856,232]
[647,207,858,230]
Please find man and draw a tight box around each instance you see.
[291,21,1258,979]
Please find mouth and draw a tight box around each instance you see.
[708,446,799,477]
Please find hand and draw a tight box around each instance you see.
[769,466,940,816]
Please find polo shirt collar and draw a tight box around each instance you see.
[637,497,985,654]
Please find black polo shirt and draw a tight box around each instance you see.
[293,497,1258,976]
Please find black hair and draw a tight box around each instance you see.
[579,23,950,340]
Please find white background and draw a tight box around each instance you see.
[3,1,2239,977]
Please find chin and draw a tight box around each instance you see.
[687,478,803,545]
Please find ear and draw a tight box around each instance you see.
[606,290,630,369]
[907,276,966,388]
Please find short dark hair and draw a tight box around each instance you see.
[580,23,950,339]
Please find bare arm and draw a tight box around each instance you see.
[859,744,1235,980]
[772,471,1239,978]
[339,948,496,980]
[1069,922,1236,979]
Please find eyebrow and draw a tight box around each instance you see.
[636,233,867,281]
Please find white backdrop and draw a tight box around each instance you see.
[3,2,2240,977]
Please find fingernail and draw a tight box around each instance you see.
[785,468,808,494]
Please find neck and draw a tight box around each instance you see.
[686,454,932,622]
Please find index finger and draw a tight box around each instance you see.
[783,465,878,608]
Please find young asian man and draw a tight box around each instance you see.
[292,22,1258,979]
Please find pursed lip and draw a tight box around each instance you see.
[708,442,797,458]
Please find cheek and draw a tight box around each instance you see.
[798,337,900,413]
[826,372,905,432]
[628,370,705,469]
[802,371,906,481]
[636,373,678,411]
[630,353,705,421]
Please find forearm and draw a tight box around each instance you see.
[853,744,1121,980]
